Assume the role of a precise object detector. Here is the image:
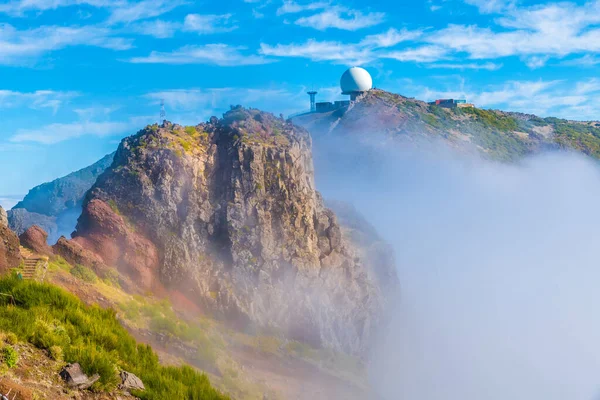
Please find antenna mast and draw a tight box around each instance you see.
[159,99,166,122]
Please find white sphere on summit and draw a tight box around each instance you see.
[340,67,373,94]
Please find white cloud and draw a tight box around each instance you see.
[146,88,292,110]
[133,19,180,38]
[0,0,118,15]
[464,0,515,14]
[561,55,600,67]
[383,46,448,63]
[426,2,600,64]
[295,6,385,31]
[359,28,423,48]
[523,55,550,69]
[0,24,132,65]
[408,78,600,120]
[10,120,142,144]
[0,90,79,113]
[183,14,237,34]
[260,40,373,65]
[107,0,186,24]
[276,0,329,15]
[73,106,119,120]
[128,44,273,66]
[426,62,502,71]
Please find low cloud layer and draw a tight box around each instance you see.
[313,135,600,400]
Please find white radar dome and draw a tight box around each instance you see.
[340,67,373,94]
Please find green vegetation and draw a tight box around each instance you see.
[2,345,18,368]
[184,126,198,135]
[3,332,17,345]
[49,344,63,361]
[0,275,228,399]
[460,107,519,131]
[107,199,121,215]
[547,118,600,157]
[50,256,72,272]
[102,268,121,288]
[70,264,97,283]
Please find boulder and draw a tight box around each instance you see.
[119,371,145,392]
[19,226,53,257]
[0,225,21,273]
[0,207,7,227]
[59,363,100,390]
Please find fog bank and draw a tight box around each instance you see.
[313,136,600,400]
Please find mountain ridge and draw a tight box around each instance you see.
[293,89,600,161]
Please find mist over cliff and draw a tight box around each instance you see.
[312,133,600,400]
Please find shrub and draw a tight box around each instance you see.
[3,332,17,345]
[2,345,17,368]
[102,269,120,288]
[70,265,97,283]
[50,257,71,272]
[184,126,197,135]
[49,345,63,361]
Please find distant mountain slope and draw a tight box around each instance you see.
[14,152,115,215]
[293,89,600,161]
[9,152,114,243]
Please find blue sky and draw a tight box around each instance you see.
[1,0,600,199]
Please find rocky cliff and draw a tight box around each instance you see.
[9,152,114,243]
[0,206,7,228]
[73,107,395,354]
[0,208,21,272]
[294,89,600,162]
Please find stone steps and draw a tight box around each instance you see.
[18,246,49,282]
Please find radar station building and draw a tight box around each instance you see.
[301,67,373,115]
[428,99,474,108]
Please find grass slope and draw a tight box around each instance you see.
[0,274,228,400]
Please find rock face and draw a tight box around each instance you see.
[8,153,114,243]
[74,107,396,354]
[19,226,53,257]
[0,206,7,227]
[0,225,21,273]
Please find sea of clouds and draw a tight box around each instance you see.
[314,134,600,400]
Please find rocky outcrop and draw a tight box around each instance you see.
[74,107,396,354]
[72,199,160,290]
[0,206,7,227]
[53,236,106,273]
[0,225,21,272]
[9,153,114,243]
[19,226,53,257]
[8,209,58,240]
